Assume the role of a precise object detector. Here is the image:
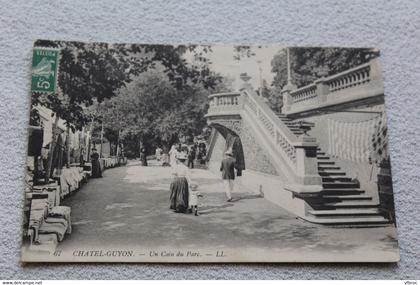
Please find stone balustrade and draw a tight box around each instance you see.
[291,84,317,103]
[242,91,322,191]
[283,58,384,115]
[242,91,298,167]
[327,63,371,93]
[207,92,243,116]
[207,90,322,193]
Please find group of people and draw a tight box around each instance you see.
[169,148,237,216]
[169,153,201,216]
[158,143,207,169]
[136,143,208,169]
[135,142,237,216]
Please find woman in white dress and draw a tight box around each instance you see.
[168,145,178,167]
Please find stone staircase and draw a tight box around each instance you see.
[276,113,389,225]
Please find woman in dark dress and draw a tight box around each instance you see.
[169,157,191,213]
[91,148,102,178]
[140,148,148,166]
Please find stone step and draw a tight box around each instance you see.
[322,176,353,182]
[303,216,389,225]
[317,156,330,160]
[322,200,379,208]
[320,189,365,195]
[322,194,373,201]
[323,182,360,189]
[308,208,380,217]
[319,170,346,176]
[318,161,336,165]
[318,166,341,171]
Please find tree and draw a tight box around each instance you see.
[258,80,283,113]
[32,40,219,179]
[209,76,235,93]
[101,70,215,157]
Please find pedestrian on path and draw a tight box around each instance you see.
[189,183,202,216]
[169,145,178,167]
[155,146,163,162]
[140,148,148,166]
[169,157,192,213]
[220,150,236,202]
[187,145,196,169]
[90,148,102,178]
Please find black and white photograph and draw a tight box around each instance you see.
[21,40,399,262]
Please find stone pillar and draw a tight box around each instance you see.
[315,78,329,104]
[281,82,296,114]
[295,136,322,186]
[369,57,383,89]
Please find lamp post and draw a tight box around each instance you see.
[286,47,292,86]
[100,119,104,159]
[281,47,297,113]
[257,60,263,97]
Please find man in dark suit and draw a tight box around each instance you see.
[220,150,236,202]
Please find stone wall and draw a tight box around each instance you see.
[207,121,307,216]
[207,131,225,174]
[239,118,278,176]
[207,119,278,176]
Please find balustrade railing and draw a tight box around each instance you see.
[326,62,371,93]
[242,91,298,168]
[207,92,242,116]
[290,84,317,103]
[284,58,383,115]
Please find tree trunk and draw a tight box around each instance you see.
[86,119,94,160]
[162,140,169,154]
[138,137,143,158]
[116,130,120,157]
[45,115,59,183]
[66,125,70,168]
[100,121,104,158]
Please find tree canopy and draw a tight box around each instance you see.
[32,40,219,131]
[97,68,220,157]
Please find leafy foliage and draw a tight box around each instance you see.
[32,40,219,130]
[100,70,216,156]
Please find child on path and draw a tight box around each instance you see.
[189,184,202,216]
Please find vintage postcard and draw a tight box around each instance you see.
[21,40,399,262]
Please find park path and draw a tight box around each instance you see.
[57,160,399,261]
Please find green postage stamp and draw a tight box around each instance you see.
[31,47,59,93]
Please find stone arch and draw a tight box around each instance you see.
[210,122,245,173]
[207,116,278,176]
